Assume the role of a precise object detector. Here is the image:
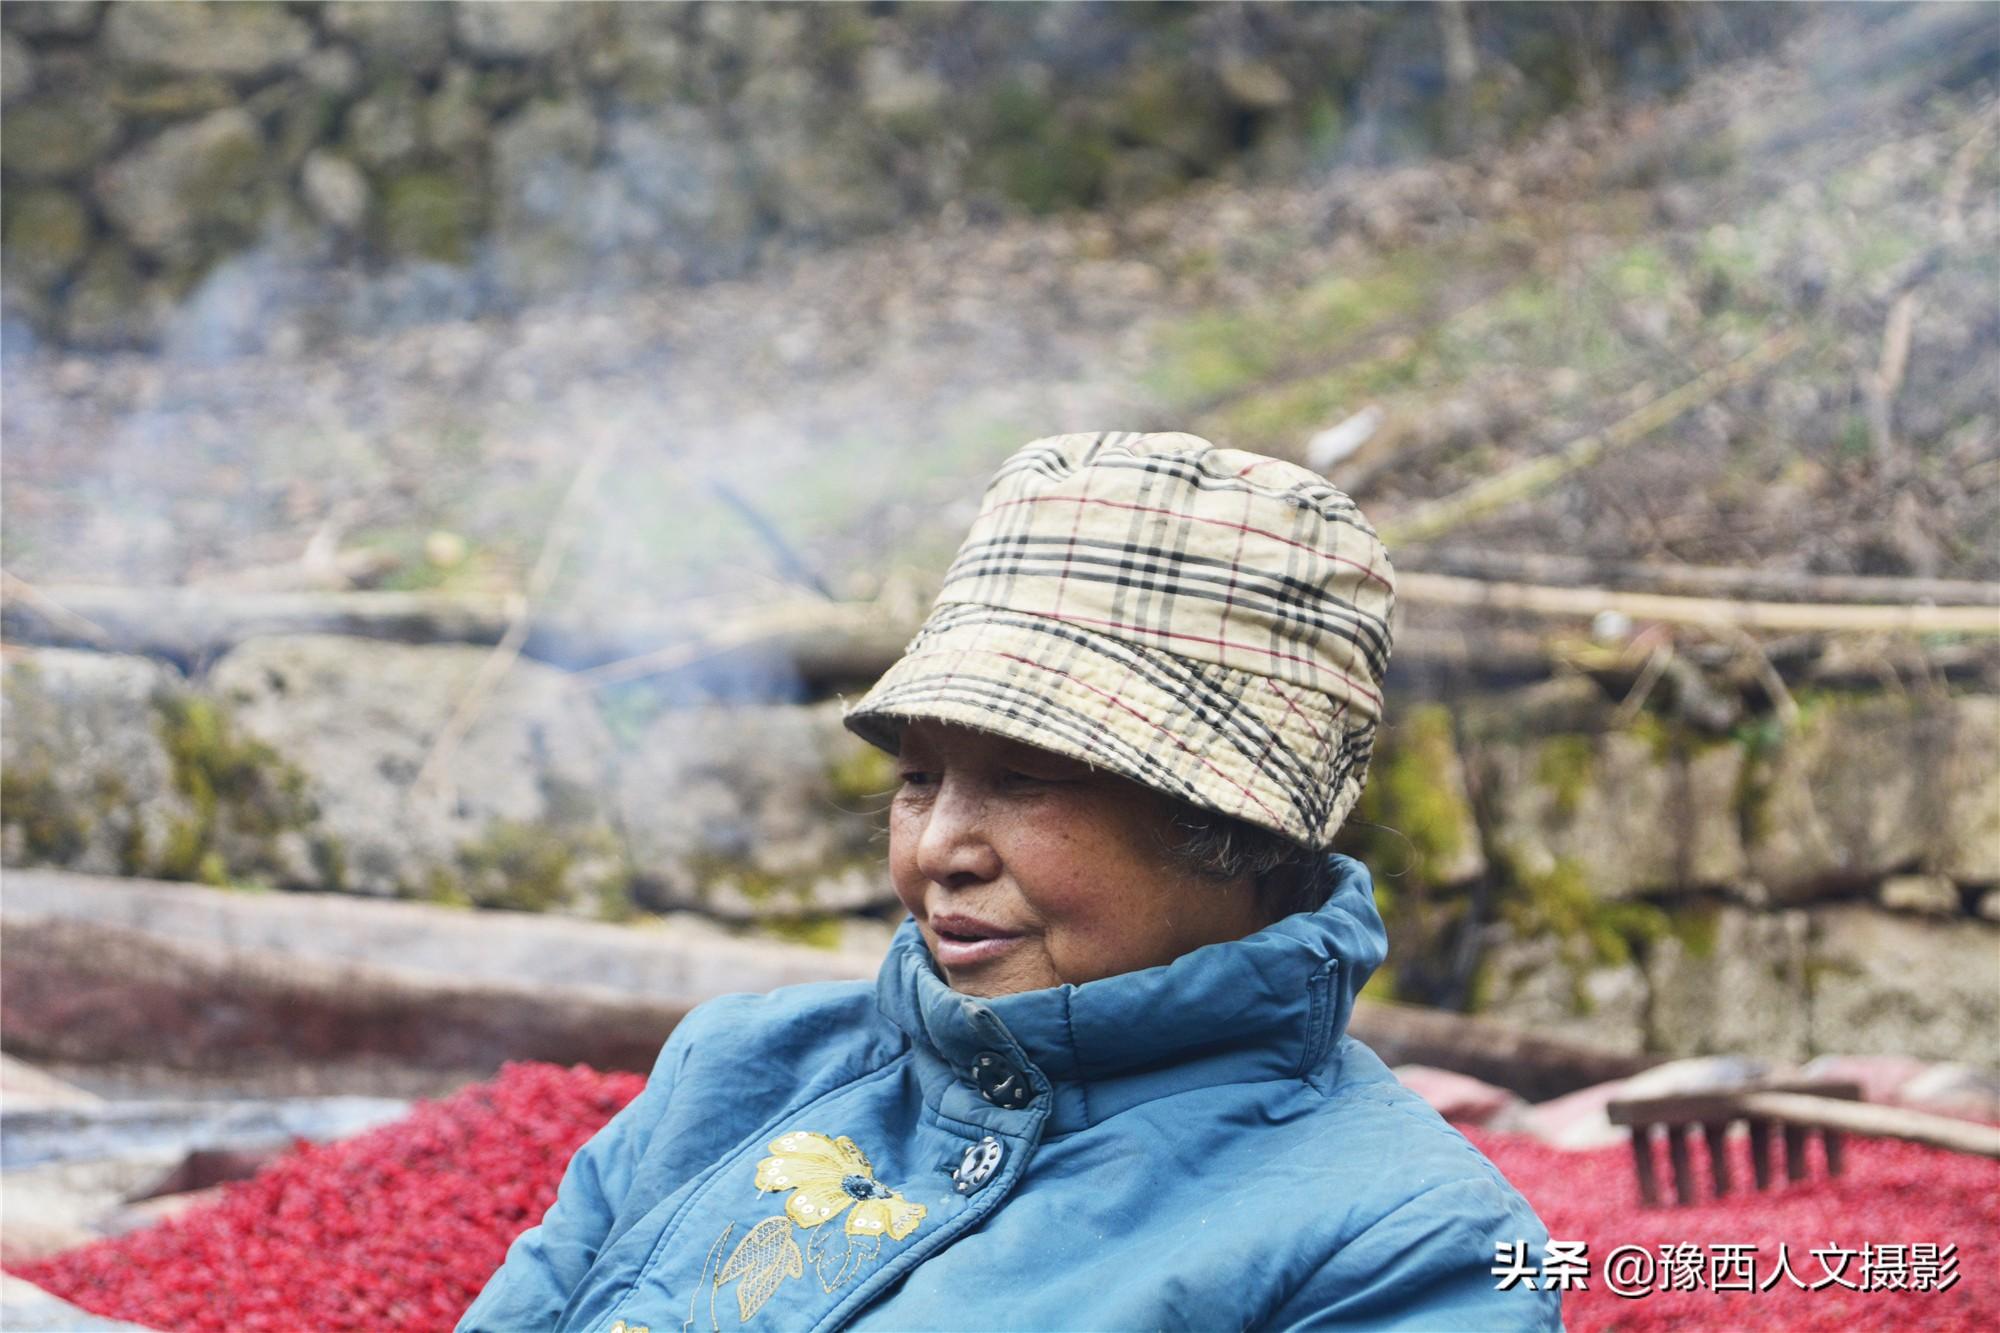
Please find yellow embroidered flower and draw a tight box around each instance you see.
[753,1132,927,1240]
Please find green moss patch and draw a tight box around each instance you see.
[154,693,317,885]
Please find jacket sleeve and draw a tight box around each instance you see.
[1265,1176,1565,1332]
[455,1025,698,1333]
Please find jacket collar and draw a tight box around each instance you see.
[876,854,1387,1136]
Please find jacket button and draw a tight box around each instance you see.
[952,1136,1005,1194]
[972,1050,1033,1109]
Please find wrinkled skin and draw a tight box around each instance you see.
[888,719,1270,997]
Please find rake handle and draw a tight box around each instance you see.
[1736,1092,2000,1161]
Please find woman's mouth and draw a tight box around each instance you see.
[928,914,1023,969]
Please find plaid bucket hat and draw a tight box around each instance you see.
[842,431,1396,849]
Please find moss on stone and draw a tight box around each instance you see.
[1347,704,1470,883]
[762,914,846,950]
[825,741,896,807]
[1497,854,1668,1012]
[1535,735,1596,821]
[154,692,316,885]
[1,186,90,289]
[0,761,89,864]
[1666,903,1721,961]
[378,169,481,263]
[455,819,584,912]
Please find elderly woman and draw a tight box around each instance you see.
[462,433,1559,1331]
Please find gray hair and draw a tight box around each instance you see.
[1158,803,1334,921]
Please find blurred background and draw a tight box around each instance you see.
[1,0,1996,1319]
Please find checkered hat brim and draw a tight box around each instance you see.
[843,431,1395,848]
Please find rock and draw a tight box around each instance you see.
[0,186,91,290]
[1743,695,1948,902]
[377,168,481,263]
[423,66,489,156]
[859,46,946,118]
[2,1,100,38]
[207,636,622,910]
[1940,694,2000,882]
[102,1,313,79]
[343,81,425,169]
[300,150,369,232]
[1482,729,1745,899]
[1877,873,1961,916]
[0,648,195,879]
[1645,906,1811,1059]
[0,1054,101,1111]
[0,93,119,181]
[490,97,602,291]
[1219,55,1293,109]
[96,107,269,261]
[1806,906,2000,1066]
[604,105,753,243]
[57,243,169,349]
[1471,931,1650,1056]
[1980,889,2000,923]
[323,0,453,76]
[1,32,35,104]
[455,1,580,60]
[300,45,361,96]
[613,702,899,922]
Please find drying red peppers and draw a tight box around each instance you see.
[12,1065,1993,1332]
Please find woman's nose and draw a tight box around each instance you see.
[914,777,1002,888]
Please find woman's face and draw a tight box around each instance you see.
[887,719,1270,997]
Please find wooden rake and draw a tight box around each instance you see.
[1607,1079,2000,1207]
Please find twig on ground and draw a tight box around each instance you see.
[1380,328,1803,545]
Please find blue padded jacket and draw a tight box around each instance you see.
[460,856,1561,1332]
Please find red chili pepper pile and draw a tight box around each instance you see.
[11,1065,1993,1332]
[11,1063,644,1333]
[1463,1126,1998,1332]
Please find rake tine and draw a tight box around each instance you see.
[1749,1118,1774,1190]
[1630,1124,1660,1207]
[1823,1128,1845,1177]
[1783,1123,1810,1182]
[1668,1123,1697,1205]
[1704,1122,1731,1197]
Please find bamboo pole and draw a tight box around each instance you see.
[1739,1092,2000,1161]
[1398,570,2000,635]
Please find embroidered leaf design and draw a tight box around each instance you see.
[717,1216,803,1323]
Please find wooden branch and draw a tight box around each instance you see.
[1380,329,1803,545]
[1866,289,1919,464]
[0,570,113,648]
[1399,547,2000,607]
[1739,1091,2000,1161]
[566,600,915,692]
[1399,570,2000,635]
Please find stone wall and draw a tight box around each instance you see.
[1,0,1790,349]
[1330,680,1999,1067]
[4,636,1993,1064]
